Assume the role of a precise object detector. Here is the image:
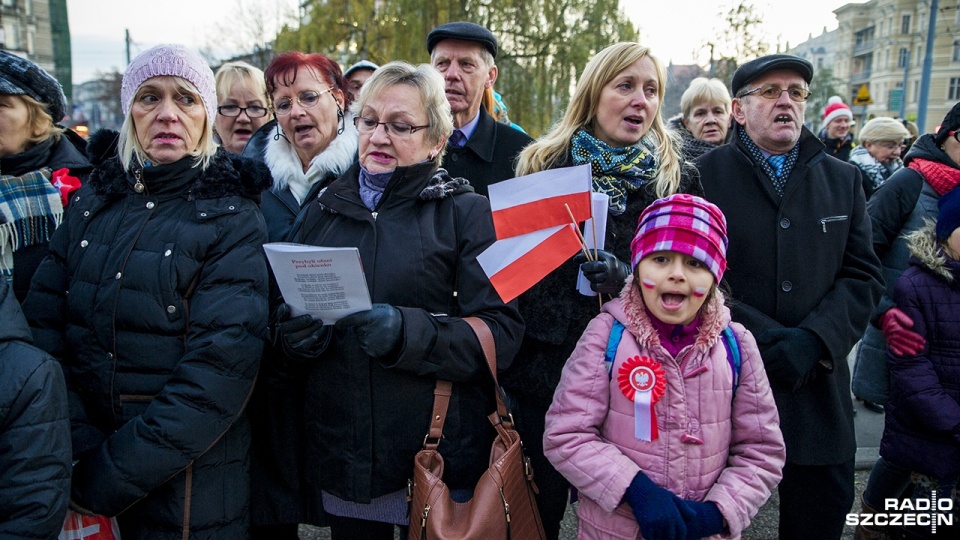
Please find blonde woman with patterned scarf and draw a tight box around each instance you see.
[0,51,90,303]
[504,42,702,540]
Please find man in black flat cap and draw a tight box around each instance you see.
[695,55,883,539]
[427,21,532,196]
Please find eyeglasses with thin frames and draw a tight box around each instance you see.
[353,116,430,137]
[273,87,335,116]
[217,104,269,118]
[949,131,960,143]
[737,84,811,102]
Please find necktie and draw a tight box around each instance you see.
[767,154,786,177]
[450,130,466,147]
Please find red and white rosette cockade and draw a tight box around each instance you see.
[618,355,666,441]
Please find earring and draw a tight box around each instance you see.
[337,107,345,135]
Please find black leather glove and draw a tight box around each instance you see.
[334,304,403,358]
[755,327,823,391]
[574,249,631,295]
[273,303,329,363]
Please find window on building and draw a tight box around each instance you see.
[902,14,912,34]
[898,48,909,68]
[950,78,960,101]
[913,80,920,103]
[954,39,960,62]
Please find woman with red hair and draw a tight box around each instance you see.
[247,51,359,539]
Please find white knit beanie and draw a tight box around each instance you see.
[121,44,217,124]
[822,96,853,127]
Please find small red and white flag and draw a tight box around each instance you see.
[487,164,592,239]
[478,225,583,303]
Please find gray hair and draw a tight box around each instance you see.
[351,61,453,160]
[680,78,731,120]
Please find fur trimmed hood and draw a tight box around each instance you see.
[907,220,958,282]
[85,129,271,202]
[606,278,730,354]
[264,114,359,200]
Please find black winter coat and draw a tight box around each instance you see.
[23,131,271,539]
[0,131,92,302]
[286,161,524,505]
[0,279,71,539]
[696,125,883,465]
[440,106,533,197]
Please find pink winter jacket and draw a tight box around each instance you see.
[544,284,785,539]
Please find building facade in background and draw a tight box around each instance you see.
[1,0,72,115]
[791,0,958,133]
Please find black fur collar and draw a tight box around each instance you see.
[85,129,272,201]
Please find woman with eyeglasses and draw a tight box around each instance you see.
[246,51,359,540]
[214,61,271,155]
[850,116,912,200]
[268,61,522,539]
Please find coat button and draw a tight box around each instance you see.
[115,272,122,279]
[199,212,207,217]
[450,153,459,162]
[83,211,90,217]
[228,205,235,210]
[80,240,89,248]
[779,218,791,229]
[107,352,113,359]
[146,202,155,209]
[166,305,177,314]
[781,281,793,292]
[164,249,172,256]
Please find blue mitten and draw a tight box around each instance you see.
[622,471,687,540]
[676,499,724,539]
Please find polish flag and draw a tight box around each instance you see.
[478,225,583,303]
[488,164,592,239]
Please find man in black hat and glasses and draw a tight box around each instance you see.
[695,54,883,539]
[427,21,532,197]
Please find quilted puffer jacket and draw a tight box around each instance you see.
[0,279,71,539]
[23,130,271,539]
[881,221,960,480]
[544,284,784,539]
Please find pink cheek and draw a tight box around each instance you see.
[641,278,656,289]
[692,287,708,297]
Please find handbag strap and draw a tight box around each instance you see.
[424,316,505,450]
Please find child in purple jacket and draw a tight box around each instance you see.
[879,186,960,536]
[544,195,784,540]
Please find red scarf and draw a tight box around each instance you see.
[908,158,960,195]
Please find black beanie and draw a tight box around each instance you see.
[0,50,67,122]
[934,102,960,146]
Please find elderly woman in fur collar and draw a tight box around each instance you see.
[245,52,359,243]
[267,61,523,539]
[22,44,270,539]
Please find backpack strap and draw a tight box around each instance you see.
[721,326,742,396]
[605,320,626,376]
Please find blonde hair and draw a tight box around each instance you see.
[18,94,64,144]
[858,116,911,143]
[351,61,453,162]
[680,77,731,120]
[118,76,217,171]
[215,61,267,105]
[515,42,683,198]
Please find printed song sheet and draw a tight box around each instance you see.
[263,243,372,324]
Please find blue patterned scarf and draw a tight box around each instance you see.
[571,129,659,215]
[736,125,800,196]
[0,167,63,282]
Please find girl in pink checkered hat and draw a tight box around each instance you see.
[544,193,785,540]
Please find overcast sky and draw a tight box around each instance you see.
[68,0,855,85]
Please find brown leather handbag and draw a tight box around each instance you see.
[407,317,546,540]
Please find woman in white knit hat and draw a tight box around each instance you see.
[22,43,271,539]
[819,95,855,161]
[850,116,912,199]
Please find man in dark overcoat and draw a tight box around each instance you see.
[695,55,883,539]
[427,21,532,196]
